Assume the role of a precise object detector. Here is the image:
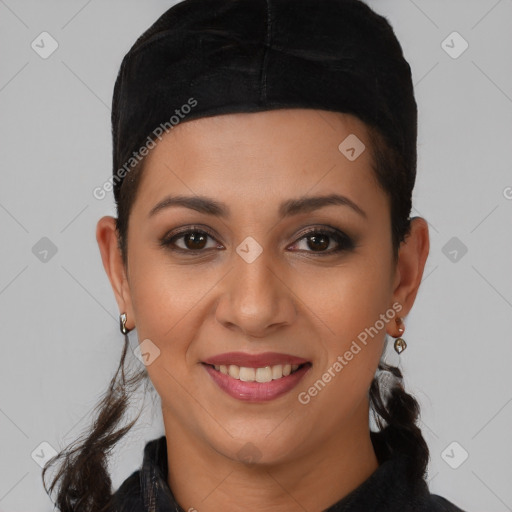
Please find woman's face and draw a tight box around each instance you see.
[101,109,419,465]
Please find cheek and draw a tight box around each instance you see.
[129,240,392,351]
[292,252,392,341]
[291,255,391,409]
[128,255,210,346]
[126,256,210,412]
[126,230,393,418]
[126,247,238,403]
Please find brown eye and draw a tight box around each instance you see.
[161,225,354,256]
[161,228,221,252]
[305,233,330,252]
[291,227,355,254]
[180,231,208,250]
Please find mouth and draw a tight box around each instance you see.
[201,360,312,402]
[202,362,311,382]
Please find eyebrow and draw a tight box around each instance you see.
[148,193,367,219]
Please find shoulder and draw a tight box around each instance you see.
[423,493,467,512]
[108,469,144,511]
[107,435,171,511]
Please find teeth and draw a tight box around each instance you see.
[228,365,239,379]
[271,365,283,379]
[255,367,272,383]
[239,367,255,381]
[211,363,301,382]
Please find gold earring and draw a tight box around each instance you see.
[119,313,130,335]
[394,316,407,354]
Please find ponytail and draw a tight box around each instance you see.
[42,335,149,512]
[369,360,430,480]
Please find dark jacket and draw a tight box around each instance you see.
[111,433,466,511]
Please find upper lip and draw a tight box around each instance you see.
[203,352,310,368]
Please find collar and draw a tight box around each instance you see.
[113,431,456,512]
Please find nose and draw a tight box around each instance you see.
[214,248,297,339]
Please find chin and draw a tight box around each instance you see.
[206,423,310,467]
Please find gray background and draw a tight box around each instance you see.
[1,1,511,510]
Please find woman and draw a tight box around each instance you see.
[43,0,467,510]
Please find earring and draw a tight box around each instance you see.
[119,312,130,335]
[393,316,407,354]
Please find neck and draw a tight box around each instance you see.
[163,401,379,512]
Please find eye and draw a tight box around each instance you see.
[160,226,222,253]
[289,227,355,255]
[160,225,355,255]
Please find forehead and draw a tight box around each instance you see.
[132,108,384,218]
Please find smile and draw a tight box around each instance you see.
[202,362,312,402]
[209,363,305,382]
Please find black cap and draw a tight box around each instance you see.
[111,0,416,203]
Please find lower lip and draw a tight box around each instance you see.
[203,363,311,402]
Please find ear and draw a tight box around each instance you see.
[387,216,430,335]
[96,216,135,331]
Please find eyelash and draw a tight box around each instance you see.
[160,225,355,256]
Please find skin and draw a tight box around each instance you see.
[97,108,429,512]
